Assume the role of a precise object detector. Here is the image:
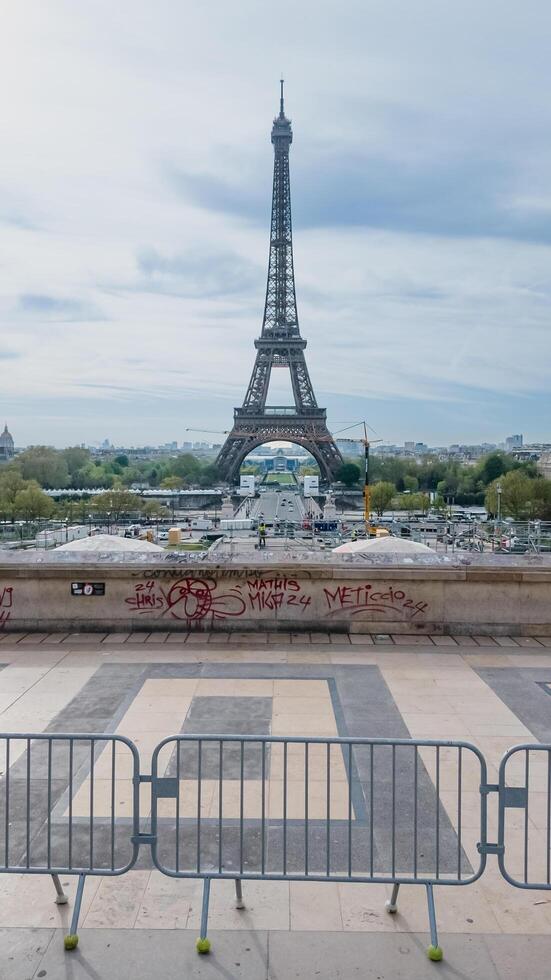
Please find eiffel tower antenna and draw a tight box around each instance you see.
[216,83,343,483]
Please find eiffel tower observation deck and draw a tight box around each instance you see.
[216,82,343,483]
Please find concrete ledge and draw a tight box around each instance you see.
[1,559,551,635]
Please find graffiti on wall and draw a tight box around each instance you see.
[0,586,14,629]
[323,584,428,619]
[125,577,428,624]
[125,578,246,624]
[243,577,312,613]
[125,575,313,625]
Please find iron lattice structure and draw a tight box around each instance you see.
[216,83,343,483]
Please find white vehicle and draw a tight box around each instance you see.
[35,525,89,548]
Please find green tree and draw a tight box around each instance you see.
[18,447,69,488]
[370,481,395,517]
[170,453,201,483]
[485,471,533,519]
[336,462,361,487]
[476,452,509,486]
[0,468,27,520]
[114,454,129,468]
[160,476,183,490]
[62,447,91,481]
[141,501,170,520]
[14,484,55,521]
[403,475,419,493]
[90,490,139,521]
[531,479,551,520]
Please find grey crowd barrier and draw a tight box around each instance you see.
[0,733,141,948]
[498,743,551,889]
[0,732,549,965]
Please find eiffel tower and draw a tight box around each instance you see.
[216,82,343,483]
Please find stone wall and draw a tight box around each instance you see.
[0,560,550,635]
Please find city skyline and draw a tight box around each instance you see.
[2,2,551,445]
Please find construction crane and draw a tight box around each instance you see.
[184,427,230,436]
[332,422,383,533]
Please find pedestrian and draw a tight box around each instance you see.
[258,522,266,548]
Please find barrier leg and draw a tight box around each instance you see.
[425,884,443,962]
[196,877,211,954]
[235,878,245,910]
[64,873,86,951]
[51,874,68,906]
[385,883,399,913]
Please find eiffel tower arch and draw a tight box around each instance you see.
[216,82,343,484]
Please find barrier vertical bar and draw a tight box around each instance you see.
[110,741,116,872]
[304,741,309,876]
[218,740,223,873]
[4,738,9,868]
[347,742,352,878]
[457,747,462,880]
[369,742,374,878]
[261,740,266,876]
[435,745,440,880]
[197,739,202,874]
[283,741,288,876]
[326,742,331,877]
[89,740,94,870]
[26,738,31,868]
[547,752,551,886]
[47,739,52,869]
[175,739,181,874]
[391,744,396,878]
[239,740,244,876]
[413,745,418,878]
[68,739,73,871]
[524,749,530,884]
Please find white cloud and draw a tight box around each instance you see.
[1,1,550,445]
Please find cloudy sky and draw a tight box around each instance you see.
[1,1,550,448]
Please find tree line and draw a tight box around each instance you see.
[0,446,221,525]
[337,452,551,520]
[0,445,549,525]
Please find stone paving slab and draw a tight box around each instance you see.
[2,928,551,979]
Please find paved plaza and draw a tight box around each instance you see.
[1,629,551,978]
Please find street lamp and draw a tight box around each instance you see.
[496,483,502,549]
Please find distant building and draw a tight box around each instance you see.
[505,434,523,452]
[404,441,415,452]
[335,439,363,457]
[538,453,551,479]
[0,424,14,462]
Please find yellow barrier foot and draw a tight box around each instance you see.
[64,935,79,951]
[196,938,211,954]
[427,945,443,962]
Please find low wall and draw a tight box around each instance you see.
[0,560,550,635]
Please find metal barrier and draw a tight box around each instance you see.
[0,733,141,948]
[150,734,490,960]
[498,743,551,889]
[1,730,550,965]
